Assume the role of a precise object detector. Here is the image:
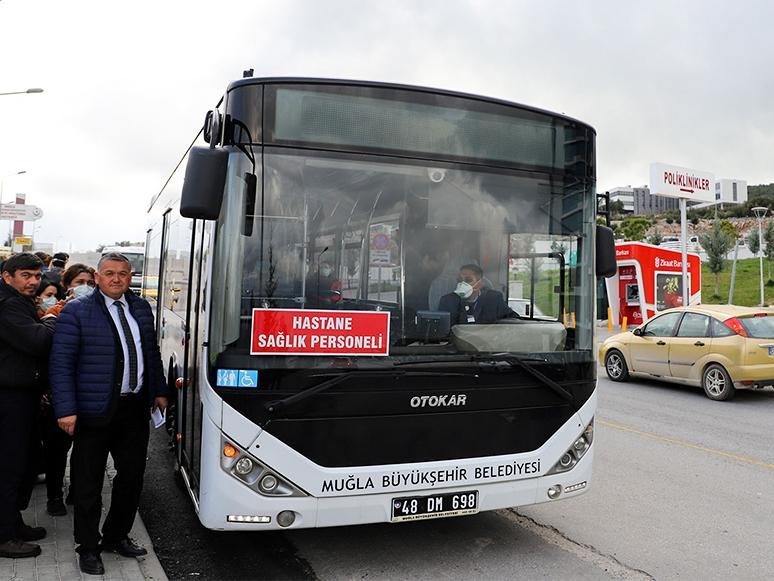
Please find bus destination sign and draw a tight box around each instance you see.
[251,309,390,356]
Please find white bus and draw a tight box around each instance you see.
[145,78,616,530]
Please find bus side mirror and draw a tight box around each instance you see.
[596,225,617,278]
[180,146,229,220]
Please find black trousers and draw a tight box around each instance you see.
[40,402,73,500]
[0,391,41,544]
[71,393,150,551]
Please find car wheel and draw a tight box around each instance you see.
[702,363,735,401]
[605,350,629,382]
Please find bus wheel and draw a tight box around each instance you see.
[605,350,629,382]
[702,364,735,401]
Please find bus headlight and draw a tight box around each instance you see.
[259,474,279,493]
[235,457,254,475]
[547,418,594,475]
[220,438,307,498]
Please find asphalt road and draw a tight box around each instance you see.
[140,365,774,580]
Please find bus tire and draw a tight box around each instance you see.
[702,363,735,401]
[605,350,629,382]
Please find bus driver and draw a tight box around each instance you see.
[438,264,516,325]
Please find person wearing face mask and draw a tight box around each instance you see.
[39,266,95,515]
[34,279,65,319]
[305,260,342,308]
[438,263,516,326]
[43,264,96,318]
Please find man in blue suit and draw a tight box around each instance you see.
[50,253,167,576]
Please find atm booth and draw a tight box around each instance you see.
[605,242,701,326]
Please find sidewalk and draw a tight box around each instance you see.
[3,458,167,581]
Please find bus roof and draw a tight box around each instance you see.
[224,77,596,134]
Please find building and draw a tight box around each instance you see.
[608,186,679,216]
[688,178,748,211]
[714,179,747,205]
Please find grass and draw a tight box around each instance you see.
[702,257,774,306]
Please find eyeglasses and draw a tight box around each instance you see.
[456,276,480,284]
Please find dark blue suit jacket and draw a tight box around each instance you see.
[438,288,516,326]
[50,289,165,423]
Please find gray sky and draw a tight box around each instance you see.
[2,0,773,252]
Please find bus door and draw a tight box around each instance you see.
[178,218,209,499]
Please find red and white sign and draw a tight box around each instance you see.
[650,162,714,202]
[251,309,390,356]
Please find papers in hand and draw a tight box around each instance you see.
[151,407,166,428]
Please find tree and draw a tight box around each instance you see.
[617,218,651,242]
[748,228,760,256]
[610,199,625,215]
[764,221,774,280]
[719,219,740,241]
[698,222,733,297]
[647,226,665,246]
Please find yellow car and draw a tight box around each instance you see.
[599,305,774,401]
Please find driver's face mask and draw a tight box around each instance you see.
[454,281,474,299]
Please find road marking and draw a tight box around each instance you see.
[597,420,774,469]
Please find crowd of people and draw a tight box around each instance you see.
[0,251,166,575]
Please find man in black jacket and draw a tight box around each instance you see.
[0,253,57,559]
[438,263,516,325]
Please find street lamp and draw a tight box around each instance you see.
[1,170,26,207]
[752,206,768,307]
[0,88,44,96]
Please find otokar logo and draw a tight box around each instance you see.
[410,394,467,408]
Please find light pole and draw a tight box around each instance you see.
[753,206,768,306]
[0,88,44,96]
[1,170,27,209]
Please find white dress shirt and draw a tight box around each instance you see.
[101,291,145,394]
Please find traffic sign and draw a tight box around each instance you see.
[1,204,44,221]
[14,237,31,246]
[373,234,389,250]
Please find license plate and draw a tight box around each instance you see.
[769,348,774,356]
[391,490,478,522]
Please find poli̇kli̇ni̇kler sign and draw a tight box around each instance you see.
[251,309,390,356]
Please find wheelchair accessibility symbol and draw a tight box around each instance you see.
[238,370,258,388]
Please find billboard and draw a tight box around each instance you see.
[650,162,714,202]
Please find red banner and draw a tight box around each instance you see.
[251,309,391,356]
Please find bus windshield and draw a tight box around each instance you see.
[209,150,594,371]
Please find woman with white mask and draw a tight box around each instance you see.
[40,263,97,516]
[35,279,65,318]
[43,264,96,318]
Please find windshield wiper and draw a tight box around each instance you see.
[264,369,465,413]
[394,354,572,402]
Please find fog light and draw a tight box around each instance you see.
[277,510,296,527]
[547,485,562,499]
[573,436,586,451]
[559,452,574,468]
[259,474,279,493]
[235,457,254,475]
